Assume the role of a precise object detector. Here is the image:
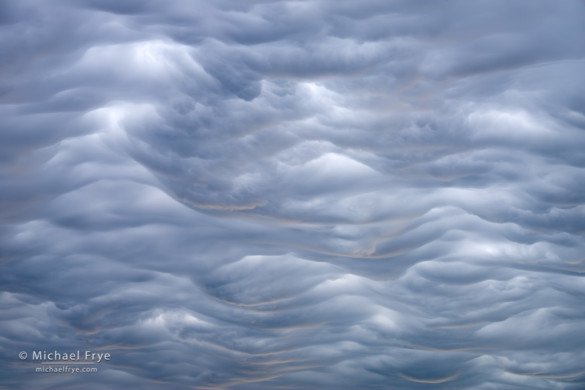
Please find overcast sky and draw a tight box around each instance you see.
[1,1,585,389]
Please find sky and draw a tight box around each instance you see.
[1,0,585,389]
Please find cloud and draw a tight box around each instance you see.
[1,0,585,389]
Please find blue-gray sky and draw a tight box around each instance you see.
[1,1,585,389]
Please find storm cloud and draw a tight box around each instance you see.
[1,0,585,389]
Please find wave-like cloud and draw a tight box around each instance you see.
[1,1,585,389]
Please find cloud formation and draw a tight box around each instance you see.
[1,0,585,389]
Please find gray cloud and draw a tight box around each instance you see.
[1,0,585,389]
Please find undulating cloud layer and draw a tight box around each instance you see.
[1,1,585,389]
